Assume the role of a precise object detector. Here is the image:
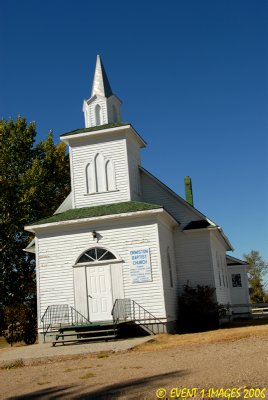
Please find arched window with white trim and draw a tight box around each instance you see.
[85,162,95,193]
[76,247,116,264]
[112,105,118,122]
[85,152,116,194]
[95,104,101,126]
[167,247,174,288]
[94,153,105,192]
[105,159,116,191]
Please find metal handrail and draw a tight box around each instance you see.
[40,304,91,342]
[111,298,165,334]
[70,306,91,326]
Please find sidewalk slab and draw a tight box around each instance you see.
[0,336,152,363]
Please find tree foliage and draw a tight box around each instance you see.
[0,116,70,313]
[243,250,268,303]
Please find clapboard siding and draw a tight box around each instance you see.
[174,229,215,292]
[141,171,202,227]
[210,232,231,304]
[70,135,130,208]
[37,218,166,326]
[227,265,250,308]
[87,97,108,127]
[157,222,178,320]
[127,137,142,201]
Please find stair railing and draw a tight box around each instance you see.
[131,300,165,334]
[70,306,91,326]
[111,299,165,334]
[41,304,91,342]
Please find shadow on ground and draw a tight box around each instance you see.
[8,369,189,399]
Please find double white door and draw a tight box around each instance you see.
[74,262,124,322]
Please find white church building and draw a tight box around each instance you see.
[25,56,249,337]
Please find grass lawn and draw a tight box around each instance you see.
[134,321,268,352]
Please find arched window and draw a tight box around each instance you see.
[94,153,105,192]
[167,247,174,288]
[77,247,116,264]
[85,152,116,194]
[112,105,118,122]
[95,104,101,126]
[85,162,95,193]
[105,159,116,191]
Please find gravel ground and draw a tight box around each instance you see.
[0,334,267,400]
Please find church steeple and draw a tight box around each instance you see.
[91,55,113,98]
[83,55,122,128]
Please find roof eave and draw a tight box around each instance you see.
[226,254,248,265]
[60,124,147,148]
[25,208,178,233]
[210,226,234,251]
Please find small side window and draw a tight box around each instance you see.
[232,274,242,287]
[167,248,173,288]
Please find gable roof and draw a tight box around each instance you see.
[140,167,233,250]
[27,201,163,227]
[140,166,216,225]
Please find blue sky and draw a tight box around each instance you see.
[1,1,267,266]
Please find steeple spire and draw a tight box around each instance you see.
[91,55,113,98]
[83,55,122,128]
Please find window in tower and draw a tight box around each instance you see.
[94,153,105,192]
[85,153,116,194]
[95,104,101,126]
[105,159,116,191]
[85,162,95,193]
[112,105,118,122]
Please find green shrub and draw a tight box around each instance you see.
[177,284,220,333]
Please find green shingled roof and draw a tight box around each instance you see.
[60,122,130,137]
[30,201,162,226]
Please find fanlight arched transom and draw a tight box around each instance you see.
[77,247,116,264]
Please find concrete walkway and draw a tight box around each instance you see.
[0,336,152,364]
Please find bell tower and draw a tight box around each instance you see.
[83,55,122,128]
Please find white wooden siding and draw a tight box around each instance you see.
[141,171,202,227]
[157,221,178,320]
[37,218,166,327]
[209,231,231,305]
[127,136,142,201]
[87,96,108,127]
[107,96,122,123]
[227,265,250,309]
[174,229,215,293]
[73,266,88,318]
[70,135,131,208]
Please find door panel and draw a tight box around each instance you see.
[86,264,113,321]
[73,267,88,321]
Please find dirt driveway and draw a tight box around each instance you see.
[0,325,267,399]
